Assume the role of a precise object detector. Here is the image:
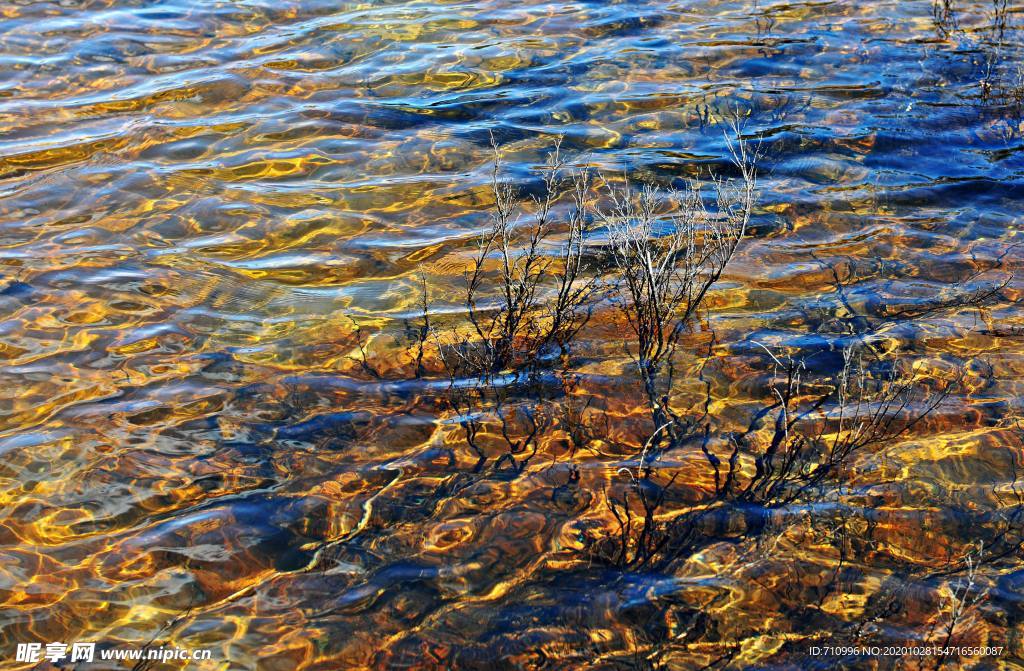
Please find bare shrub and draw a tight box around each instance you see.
[436,138,599,474]
[932,0,960,39]
[436,128,759,478]
[931,0,1021,113]
[442,137,599,382]
[598,131,757,444]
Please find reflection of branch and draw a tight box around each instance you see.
[825,421,1024,657]
[349,319,382,380]
[879,276,1011,323]
[599,471,680,569]
[931,0,1021,115]
[809,248,1013,344]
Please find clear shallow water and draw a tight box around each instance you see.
[0,0,1022,669]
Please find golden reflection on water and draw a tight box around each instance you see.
[0,0,1023,669]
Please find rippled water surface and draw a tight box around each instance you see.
[2,0,1024,669]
